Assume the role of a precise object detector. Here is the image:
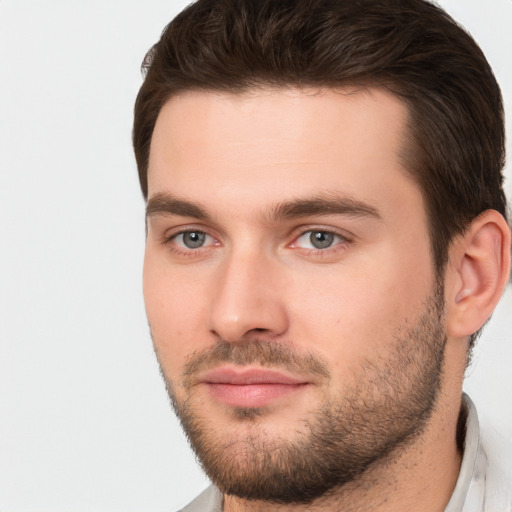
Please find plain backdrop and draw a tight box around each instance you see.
[0,1,510,510]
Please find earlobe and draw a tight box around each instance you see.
[446,210,511,338]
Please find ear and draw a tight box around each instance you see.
[445,210,511,338]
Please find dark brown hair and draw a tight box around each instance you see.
[133,0,507,297]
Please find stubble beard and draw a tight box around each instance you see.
[156,286,447,504]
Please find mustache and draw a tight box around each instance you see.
[182,339,330,387]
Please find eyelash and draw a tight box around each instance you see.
[162,226,353,258]
[162,228,218,257]
[291,228,351,255]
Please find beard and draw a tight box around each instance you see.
[156,285,447,505]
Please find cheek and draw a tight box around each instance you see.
[287,245,434,375]
[143,250,209,377]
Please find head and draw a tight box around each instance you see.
[134,0,510,505]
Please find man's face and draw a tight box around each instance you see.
[144,87,446,502]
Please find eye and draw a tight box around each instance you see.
[294,230,346,250]
[172,230,213,249]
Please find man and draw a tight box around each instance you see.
[133,0,511,510]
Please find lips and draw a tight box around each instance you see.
[199,366,310,408]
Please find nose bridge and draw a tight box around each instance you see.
[208,242,288,341]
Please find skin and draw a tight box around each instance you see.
[143,87,497,511]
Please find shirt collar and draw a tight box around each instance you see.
[445,393,487,512]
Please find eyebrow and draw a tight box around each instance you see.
[146,192,209,220]
[146,192,382,222]
[268,195,382,222]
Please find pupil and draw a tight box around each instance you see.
[184,231,205,248]
[310,231,334,249]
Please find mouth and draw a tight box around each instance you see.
[198,366,311,408]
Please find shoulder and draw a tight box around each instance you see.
[480,423,512,511]
[178,485,223,512]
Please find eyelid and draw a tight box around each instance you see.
[162,223,214,240]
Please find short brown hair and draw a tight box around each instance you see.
[133,0,507,285]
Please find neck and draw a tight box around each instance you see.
[224,392,464,512]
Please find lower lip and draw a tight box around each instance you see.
[205,383,308,408]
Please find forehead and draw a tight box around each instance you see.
[147,87,420,220]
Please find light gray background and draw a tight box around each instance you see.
[0,1,510,510]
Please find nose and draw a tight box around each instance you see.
[208,249,289,342]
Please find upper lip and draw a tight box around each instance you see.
[199,366,309,385]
